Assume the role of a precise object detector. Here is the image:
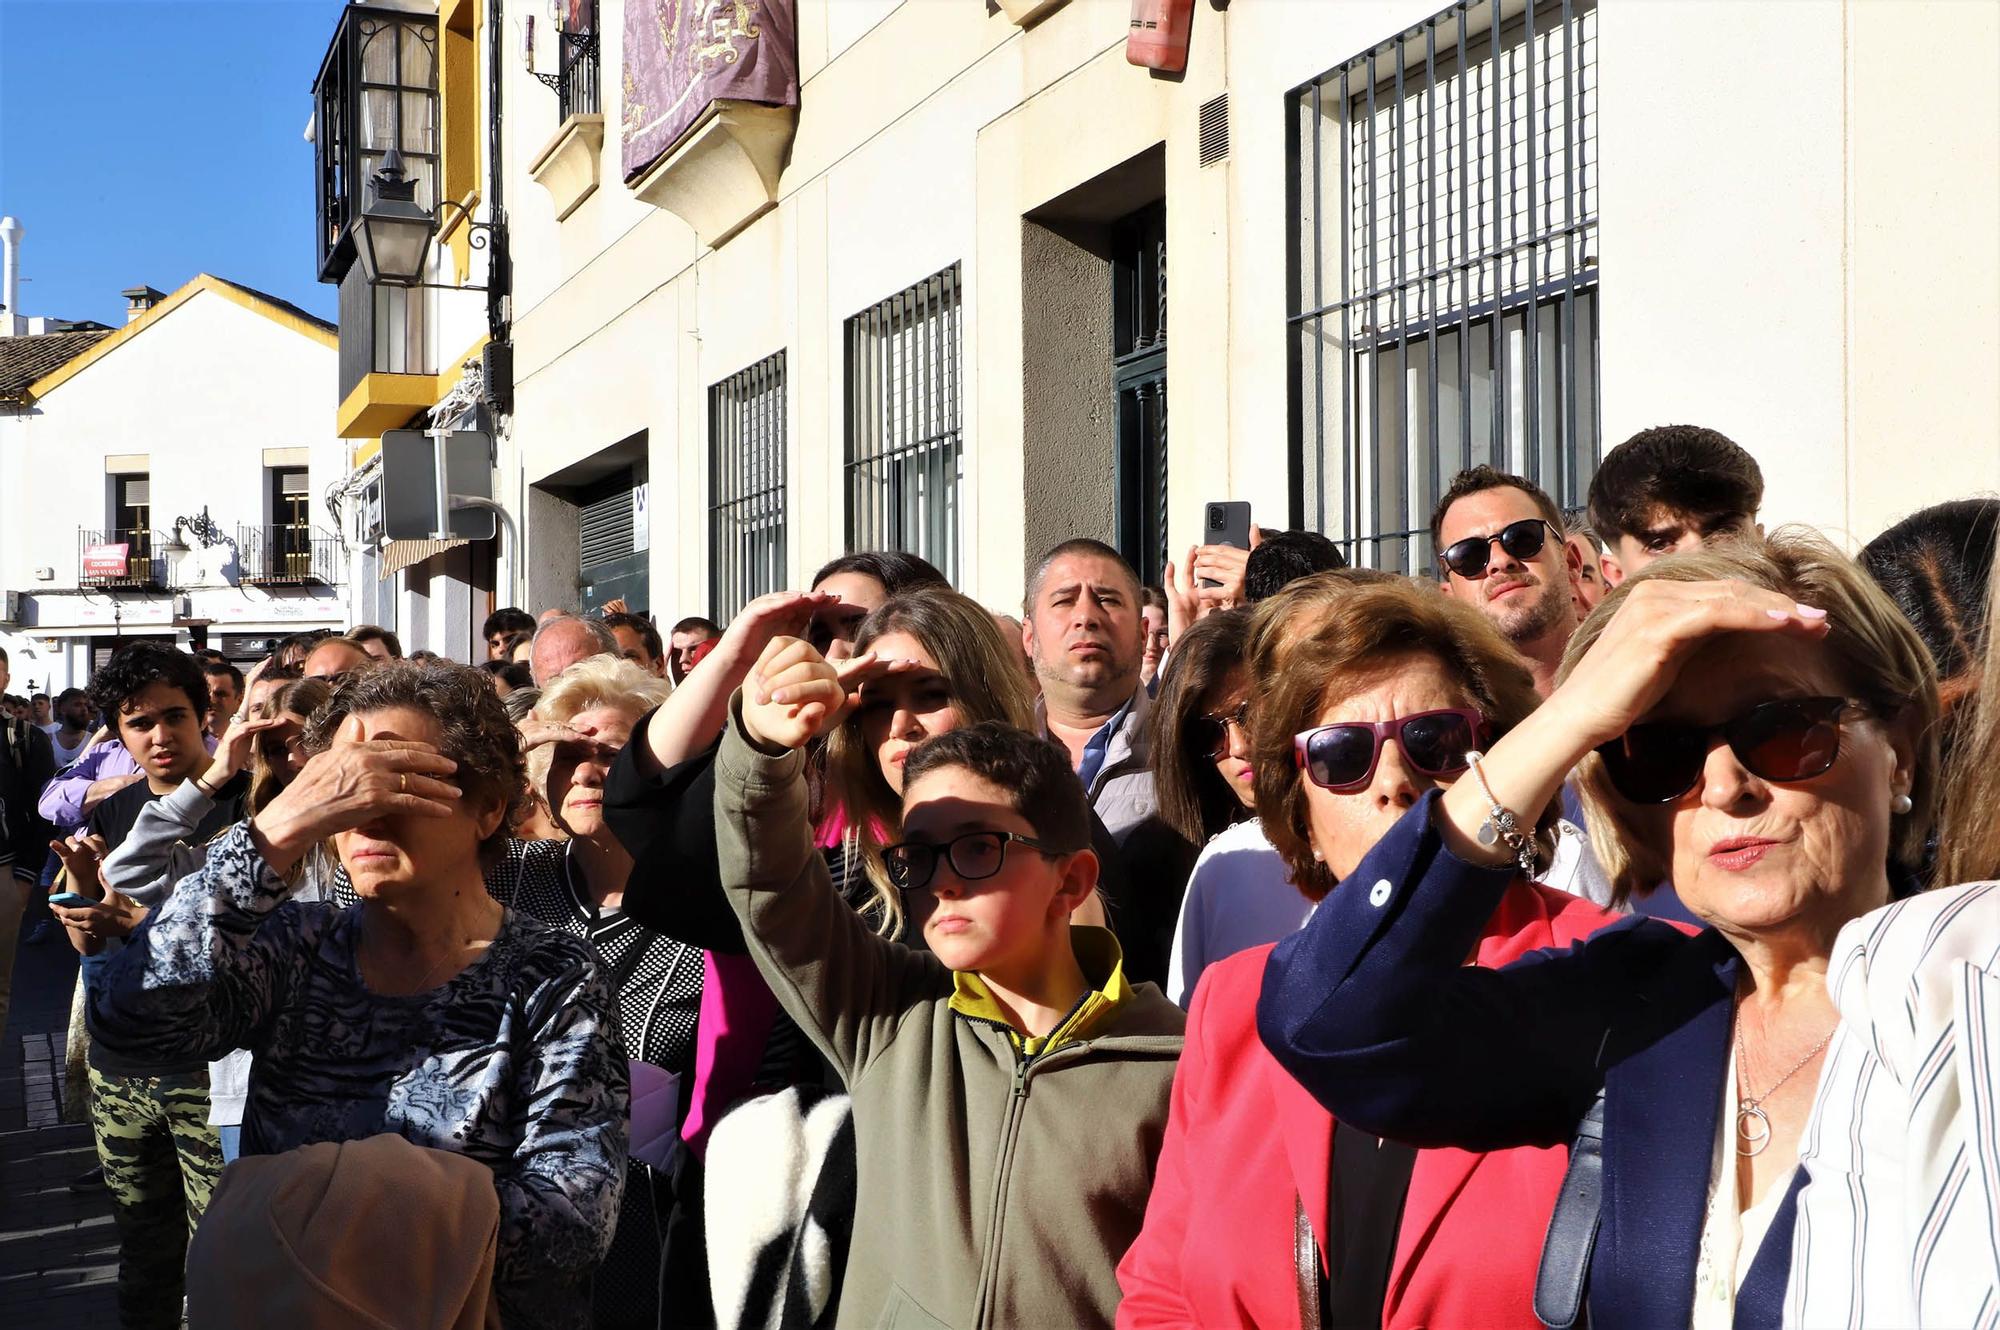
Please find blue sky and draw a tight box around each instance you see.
[0,0,348,328]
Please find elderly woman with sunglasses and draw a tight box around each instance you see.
[1120,574,1619,1328]
[1256,531,1939,1330]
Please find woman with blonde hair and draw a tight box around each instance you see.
[822,588,1039,934]
[504,655,699,1330]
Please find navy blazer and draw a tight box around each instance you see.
[1255,791,1803,1330]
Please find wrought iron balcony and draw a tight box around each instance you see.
[534,28,600,122]
[237,524,341,585]
[78,528,164,588]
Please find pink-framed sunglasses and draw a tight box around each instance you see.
[1292,708,1491,791]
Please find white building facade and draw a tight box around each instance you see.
[312,0,2000,638]
[0,276,348,690]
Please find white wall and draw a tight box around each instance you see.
[0,286,344,659]
[498,0,2000,628]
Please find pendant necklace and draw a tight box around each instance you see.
[1733,1022,1834,1157]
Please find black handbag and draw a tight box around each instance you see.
[1533,1090,1607,1330]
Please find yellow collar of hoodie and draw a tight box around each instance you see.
[948,926,1134,1056]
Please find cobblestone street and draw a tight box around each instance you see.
[0,926,117,1325]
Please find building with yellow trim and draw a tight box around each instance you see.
[308,0,1997,650]
[0,276,346,686]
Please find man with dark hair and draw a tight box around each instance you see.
[1430,465,1582,698]
[668,615,722,685]
[602,611,667,678]
[49,687,94,768]
[31,691,53,730]
[59,643,236,1327]
[484,607,538,661]
[349,624,404,661]
[1243,529,1349,603]
[1586,424,1764,584]
[0,644,57,1035]
[198,658,244,740]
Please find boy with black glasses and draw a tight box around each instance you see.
[718,638,1185,1328]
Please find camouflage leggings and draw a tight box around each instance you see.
[88,1067,224,1330]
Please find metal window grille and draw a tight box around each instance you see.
[580,477,636,570]
[709,352,788,620]
[1288,0,1599,574]
[844,265,963,584]
[1114,204,1169,582]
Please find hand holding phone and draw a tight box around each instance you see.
[46,891,96,909]
[1198,502,1254,587]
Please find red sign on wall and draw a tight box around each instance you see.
[82,543,130,576]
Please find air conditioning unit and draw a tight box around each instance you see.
[1,591,22,624]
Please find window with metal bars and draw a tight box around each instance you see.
[1288,0,1599,574]
[844,264,963,584]
[709,352,788,620]
[1114,203,1168,583]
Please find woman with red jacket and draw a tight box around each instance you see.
[1118,573,1620,1327]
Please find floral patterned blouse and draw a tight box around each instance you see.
[88,821,630,1330]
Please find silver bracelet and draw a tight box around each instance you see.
[1464,751,1539,878]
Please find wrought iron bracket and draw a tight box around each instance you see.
[531,31,599,94]
[400,207,499,292]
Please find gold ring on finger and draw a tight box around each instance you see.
[400,772,407,794]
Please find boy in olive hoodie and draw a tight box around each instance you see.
[717,636,1186,1329]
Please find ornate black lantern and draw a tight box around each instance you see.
[353,148,434,287]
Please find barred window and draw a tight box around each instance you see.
[1289,0,1599,573]
[845,264,962,584]
[709,351,788,619]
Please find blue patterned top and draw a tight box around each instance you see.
[88,821,630,1329]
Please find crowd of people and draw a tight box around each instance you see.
[0,422,1996,1329]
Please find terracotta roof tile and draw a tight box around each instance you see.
[0,329,116,404]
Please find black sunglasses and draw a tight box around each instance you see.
[1440,518,1562,579]
[1595,696,1867,805]
[1292,708,1489,791]
[1193,701,1251,761]
[882,830,1069,893]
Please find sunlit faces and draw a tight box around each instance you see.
[607,623,663,677]
[1436,488,1577,645]
[1140,604,1169,686]
[304,640,373,681]
[857,632,961,796]
[1618,633,1910,942]
[1299,653,1478,883]
[1607,506,1758,583]
[1198,667,1256,810]
[1024,554,1143,697]
[115,681,210,787]
[530,621,608,687]
[900,766,1094,977]
[1568,535,1607,615]
[810,572,889,659]
[545,704,635,839]
[328,705,500,899]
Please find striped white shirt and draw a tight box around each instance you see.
[1786,881,2000,1329]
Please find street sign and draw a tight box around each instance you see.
[82,543,129,576]
[380,430,497,541]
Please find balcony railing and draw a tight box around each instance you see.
[237,524,341,585]
[534,29,600,122]
[78,528,164,588]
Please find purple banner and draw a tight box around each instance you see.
[621,0,800,183]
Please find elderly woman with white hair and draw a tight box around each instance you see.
[505,654,704,1330]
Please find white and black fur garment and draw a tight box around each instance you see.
[706,1086,857,1330]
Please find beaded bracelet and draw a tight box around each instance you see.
[1463,751,1540,878]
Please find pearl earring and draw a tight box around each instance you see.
[1311,848,1325,863]
[1892,793,1913,815]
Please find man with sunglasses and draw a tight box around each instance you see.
[1432,466,1585,698]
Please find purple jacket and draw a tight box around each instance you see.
[38,736,217,831]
